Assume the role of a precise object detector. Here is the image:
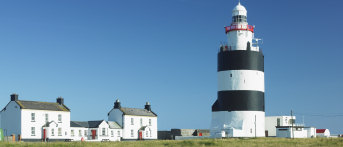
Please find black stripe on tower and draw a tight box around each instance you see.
[212,91,265,112]
[218,50,264,72]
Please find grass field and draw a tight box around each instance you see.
[1,138,343,147]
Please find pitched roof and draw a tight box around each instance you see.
[316,129,326,133]
[15,100,70,112]
[119,107,157,117]
[107,121,122,129]
[70,120,104,128]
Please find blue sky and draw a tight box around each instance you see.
[1,0,343,134]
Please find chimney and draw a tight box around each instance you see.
[57,97,64,105]
[114,99,121,109]
[145,102,151,111]
[11,94,18,101]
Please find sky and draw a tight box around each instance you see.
[0,0,343,134]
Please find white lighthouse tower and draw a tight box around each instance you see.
[210,2,265,137]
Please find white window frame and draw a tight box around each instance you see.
[79,130,82,137]
[131,118,134,125]
[51,128,55,136]
[45,113,49,123]
[111,130,114,137]
[84,130,87,136]
[58,128,62,136]
[31,113,35,122]
[131,130,134,137]
[71,130,75,137]
[102,128,106,136]
[149,119,151,126]
[117,131,120,137]
[140,118,143,126]
[31,127,35,136]
[58,114,62,123]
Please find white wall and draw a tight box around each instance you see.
[211,111,265,137]
[276,127,310,138]
[227,29,255,51]
[0,101,21,138]
[70,127,88,141]
[122,115,157,140]
[218,70,264,92]
[21,109,70,140]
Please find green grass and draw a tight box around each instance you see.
[1,138,343,147]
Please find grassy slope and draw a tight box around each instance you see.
[1,138,343,147]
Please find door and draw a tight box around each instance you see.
[139,131,142,140]
[43,129,46,141]
[91,130,96,139]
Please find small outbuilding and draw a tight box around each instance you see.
[316,129,330,138]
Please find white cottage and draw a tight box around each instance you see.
[70,120,122,141]
[108,100,157,140]
[316,129,330,138]
[0,94,71,141]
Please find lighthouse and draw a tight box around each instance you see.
[210,2,265,137]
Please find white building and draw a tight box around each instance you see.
[265,116,296,137]
[276,126,316,138]
[108,100,157,140]
[0,94,70,141]
[70,120,122,141]
[316,129,330,138]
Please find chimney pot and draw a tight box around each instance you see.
[11,94,18,101]
[57,97,64,105]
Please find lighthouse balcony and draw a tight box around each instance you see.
[225,24,254,33]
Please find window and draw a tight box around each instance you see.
[131,118,134,125]
[71,130,75,137]
[84,130,87,136]
[149,119,151,126]
[51,129,55,136]
[45,114,49,123]
[58,128,62,136]
[250,128,252,133]
[58,114,62,123]
[140,118,143,126]
[31,127,35,136]
[79,130,82,137]
[230,74,232,77]
[146,131,149,137]
[111,130,114,137]
[102,128,106,136]
[31,113,35,122]
[131,130,134,137]
[117,131,121,137]
[150,131,152,137]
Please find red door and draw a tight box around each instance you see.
[139,131,142,140]
[91,130,96,139]
[43,129,46,141]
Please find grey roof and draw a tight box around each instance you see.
[16,100,70,112]
[107,121,122,129]
[119,107,157,117]
[70,120,104,128]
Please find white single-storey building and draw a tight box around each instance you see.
[276,126,316,138]
[265,116,295,137]
[316,129,330,138]
[0,94,71,141]
[108,100,157,140]
[70,120,122,141]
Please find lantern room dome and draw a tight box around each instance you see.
[232,2,247,16]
